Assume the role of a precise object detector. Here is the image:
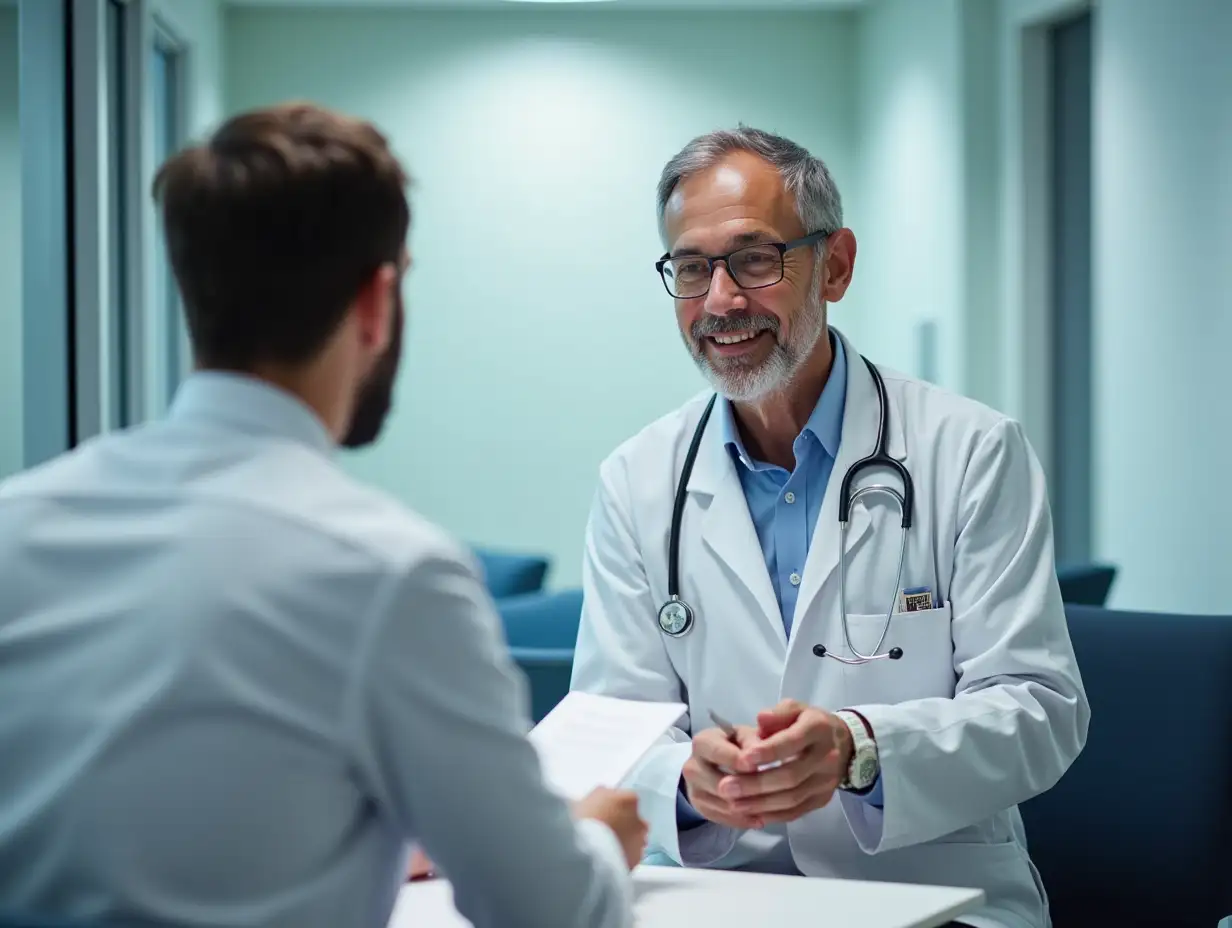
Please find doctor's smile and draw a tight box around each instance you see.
[704,327,771,355]
[693,315,778,361]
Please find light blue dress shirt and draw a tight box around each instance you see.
[0,372,631,928]
[718,333,847,639]
[678,333,883,828]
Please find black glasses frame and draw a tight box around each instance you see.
[655,229,831,299]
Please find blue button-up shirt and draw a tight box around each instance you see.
[678,335,883,829]
[717,336,847,638]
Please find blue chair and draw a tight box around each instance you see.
[1056,562,1117,605]
[497,588,583,649]
[1019,605,1232,928]
[509,646,575,723]
[497,589,584,722]
[472,548,550,600]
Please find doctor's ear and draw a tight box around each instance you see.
[820,230,857,303]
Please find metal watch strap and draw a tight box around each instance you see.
[835,709,879,792]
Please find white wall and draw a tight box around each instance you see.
[856,0,1231,614]
[998,0,1230,614]
[225,7,859,588]
[0,7,21,479]
[850,0,1000,406]
[1091,0,1232,614]
[853,0,963,389]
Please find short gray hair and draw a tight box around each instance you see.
[656,126,843,247]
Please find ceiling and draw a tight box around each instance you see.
[225,0,866,10]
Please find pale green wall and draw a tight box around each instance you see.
[225,7,859,588]
[853,0,963,390]
[0,8,21,480]
[1092,0,1232,613]
[851,0,1000,406]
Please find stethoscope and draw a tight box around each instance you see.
[656,355,915,665]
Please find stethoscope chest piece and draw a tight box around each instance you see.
[658,597,694,637]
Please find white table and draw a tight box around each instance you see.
[389,865,985,928]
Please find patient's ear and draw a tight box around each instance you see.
[351,261,400,355]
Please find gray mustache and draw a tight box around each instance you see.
[691,314,780,340]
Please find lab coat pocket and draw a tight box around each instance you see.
[839,604,955,706]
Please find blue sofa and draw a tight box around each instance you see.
[1056,563,1117,605]
[472,548,550,600]
[496,588,583,722]
[1019,604,1232,927]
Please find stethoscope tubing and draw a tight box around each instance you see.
[658,354,914,663]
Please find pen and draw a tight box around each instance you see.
[708,709,787,771]
[708,709,739,742]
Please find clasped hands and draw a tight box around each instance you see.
[682,699,854,829]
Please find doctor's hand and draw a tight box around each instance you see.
[682,724,768,830]
[718,700,854,826]
[571,787,648,870]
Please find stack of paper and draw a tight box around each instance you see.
[527,691,687,800]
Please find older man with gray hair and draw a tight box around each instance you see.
[571,126,1088,928]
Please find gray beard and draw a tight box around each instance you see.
[685,286,827,402]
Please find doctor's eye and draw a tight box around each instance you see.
[671,258,711,280]
[729,245,783,285]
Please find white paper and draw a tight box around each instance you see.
[527,691,686,801]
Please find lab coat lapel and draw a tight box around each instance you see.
[686,411,787,648]
[794,333,881,632]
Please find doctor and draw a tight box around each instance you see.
[570,127,1090,928]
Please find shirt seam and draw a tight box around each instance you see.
[0,479,410,570]
[337,559,413,795]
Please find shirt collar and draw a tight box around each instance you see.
[168,371,335,455]
[718,328,847,469]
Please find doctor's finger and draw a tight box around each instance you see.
[756,700,807,738]
[681,754,725,796]
[691,728,747,770]
[716,753,814,799]
[742,714,833,767]
[732,773,834,818]
[689,792,763,831]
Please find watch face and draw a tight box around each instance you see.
[856,757,878,787]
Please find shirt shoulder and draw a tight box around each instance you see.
[233,445,474,580]
[0,422,475,582]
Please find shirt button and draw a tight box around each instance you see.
[789,572,802,586]
[784,491,796,504]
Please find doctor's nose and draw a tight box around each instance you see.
[702,263,749,316]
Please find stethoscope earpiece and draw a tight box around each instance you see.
[812,643,905,663]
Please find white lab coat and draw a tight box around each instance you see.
[571,330,1090,928]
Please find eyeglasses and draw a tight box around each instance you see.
[655,230,830,299]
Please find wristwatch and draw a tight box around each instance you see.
[834,709,879,793]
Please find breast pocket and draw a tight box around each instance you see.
[839,604,956,707]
